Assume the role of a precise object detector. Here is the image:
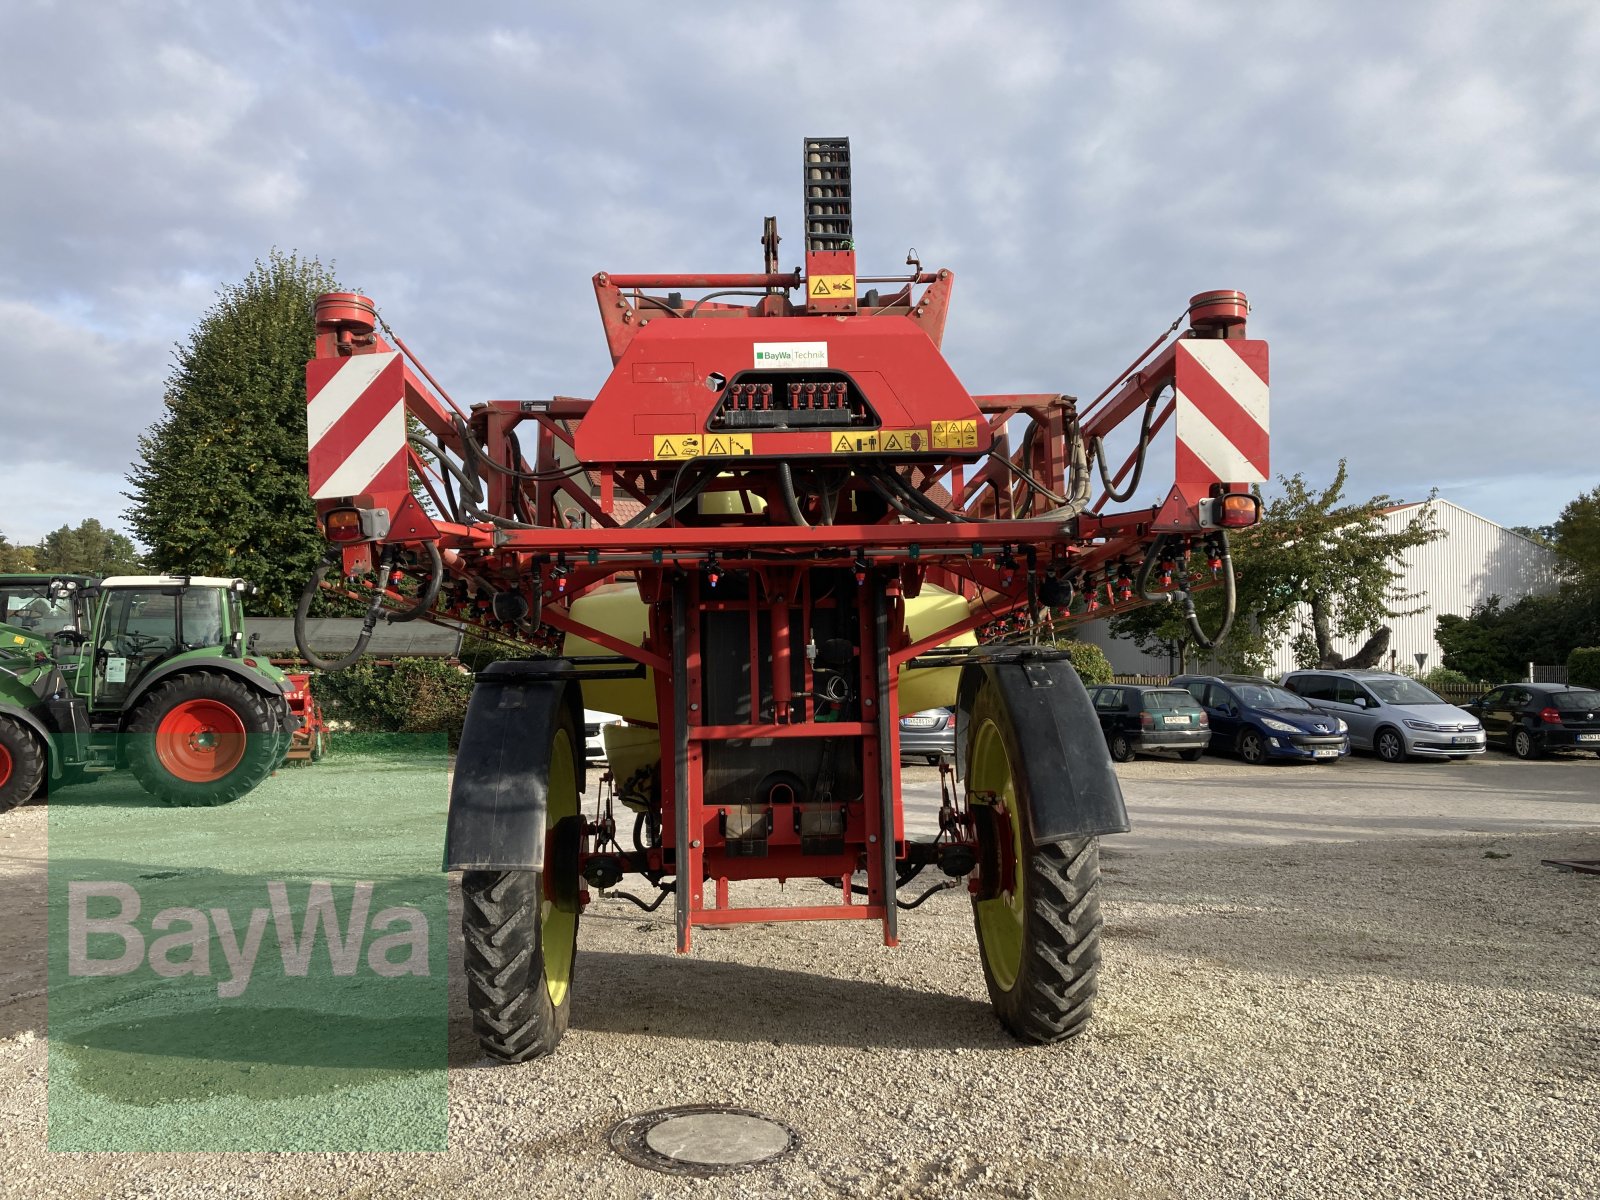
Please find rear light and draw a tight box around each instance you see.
[1219,493,1261,528]
[1199,711,1209,726]
[1539,707,1563,725]
[1140,711,1154,728]
[944,713,956,728]
[324,505,391,543]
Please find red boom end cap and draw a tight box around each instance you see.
[1188,290,1248,333]
[315,292,377,337]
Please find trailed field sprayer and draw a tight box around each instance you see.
[297,139,1269,1060]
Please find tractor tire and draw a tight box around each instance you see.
[1107,732,1135,763]
[1374,726,1407,764]
[966,675,1103,1044]
[0,718,46,814]
[459,709,582,1062]
[125,673,280,806]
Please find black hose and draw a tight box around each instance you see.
[777,462,810,527]
[1136,531,1237,649]
[384,540,444,623]
[1092,387,1164,503]
[293,548,396,672]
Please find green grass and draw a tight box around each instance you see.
[46,735,450,1151]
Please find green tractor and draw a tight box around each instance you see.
[0,574,297,812]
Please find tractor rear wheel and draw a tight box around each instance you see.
[460,710,582,1062]
[0,718,46,813]
[126,673,280,806]
[967,677,1103,1044]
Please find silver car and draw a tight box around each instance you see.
[1280,669,1486,762]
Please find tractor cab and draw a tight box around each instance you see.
[0,574,94,642]
[87,576,257,708]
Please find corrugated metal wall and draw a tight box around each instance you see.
[1078,500,1559,680]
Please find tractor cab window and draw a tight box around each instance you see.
[96,589,179,703]
[181,589,226,650]
[1,588,80,637]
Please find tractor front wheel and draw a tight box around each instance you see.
[0,718,46,813]
[126,674,281,806]
[460,712,581,1061]
[967,678,1103,1044]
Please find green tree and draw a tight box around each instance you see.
[0,532,36,572]
[1551,484,1600,583]
[125,251,340,614]
[31,518,142,575]
[1110,461,1441,672]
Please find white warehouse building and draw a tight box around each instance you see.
[1080,498,1560,679]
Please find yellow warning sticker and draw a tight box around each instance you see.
[931,419,979,450]
[831,431,881,453]
[808,274,855,300]
[703,433,753,457]
[879,428,930,454]
[11,635,25,645]
[652,434,702,459]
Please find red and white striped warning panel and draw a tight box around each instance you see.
[305,351,407,501]
[1173,340,1268,500]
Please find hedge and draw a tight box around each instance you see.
[1568,647,1600,690]
[1057,639,1114,686]
[313,658,475,747]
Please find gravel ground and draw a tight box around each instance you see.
[2,753,1597,1198]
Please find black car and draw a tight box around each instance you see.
[1085,684,1210,762]
[1462,683,1600,759]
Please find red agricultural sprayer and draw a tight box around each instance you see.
[296,139,1268,1060]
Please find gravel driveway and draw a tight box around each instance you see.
[2,753,1596,1198]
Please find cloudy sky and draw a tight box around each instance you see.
[2,0,1595,544]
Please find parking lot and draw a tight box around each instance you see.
[2,750,1596,1199]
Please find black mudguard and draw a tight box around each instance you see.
[444,659,585,872]
[955,647,1129,843]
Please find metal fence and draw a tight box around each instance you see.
[1530,664,1569,684]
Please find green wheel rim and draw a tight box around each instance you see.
[971,715,1025,992]
[542,727,578,1007]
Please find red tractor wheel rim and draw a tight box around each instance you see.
[155,700,248,783]
[0,743,12,789]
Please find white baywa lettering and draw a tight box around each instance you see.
[68,881,144,976]
[211,905,272,999]
[366,907,432,977]
[147,907,211,979]
[270,881,374,976]
[66,880,429,996]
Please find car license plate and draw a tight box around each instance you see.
[1580,733,1600,743]
[903,717,938,728]
[1452,735,1477,744]
[1313,749,1338,759]
[1165,715,1191,726]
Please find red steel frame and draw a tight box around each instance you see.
[307,231,1263,954]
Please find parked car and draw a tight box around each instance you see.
[1461,683,1600,759]
[900,707,956,764]
[1280,669,1485,762]
[1084,684,1210,762]
[1171,674,1350,764]
[584,709,623,764]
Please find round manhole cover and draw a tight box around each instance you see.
[609,1105,799,1177]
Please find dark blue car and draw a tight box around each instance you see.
[1170,674,1350,764]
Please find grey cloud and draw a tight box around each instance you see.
[0,0,1594,541]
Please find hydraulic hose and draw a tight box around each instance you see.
[293,547,396,671]
[1091,388,1163,503]
[384,539,444,623]
[1136,531,1237,650]
[777,462,810,527]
